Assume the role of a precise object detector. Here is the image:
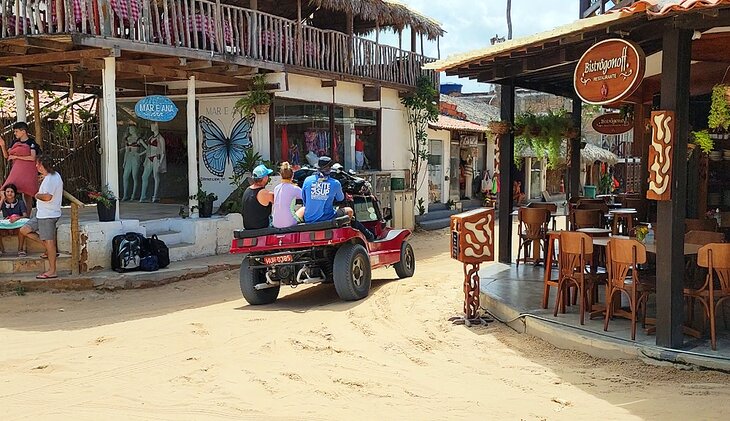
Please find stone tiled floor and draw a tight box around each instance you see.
[479,262,730,362]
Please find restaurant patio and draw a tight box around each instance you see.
[429,0,730,360]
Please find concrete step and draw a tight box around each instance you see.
[148,230,183,246]
[416,208,458,223]
[428,203,449,212]
[167,242,198,262]
[418,218,451,231]
[0,253,72,274]
[1,236,47,253]
[461,199,483,210]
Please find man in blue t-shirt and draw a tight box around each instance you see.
[296,156,374,241]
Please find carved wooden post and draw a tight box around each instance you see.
[449,208,496,326]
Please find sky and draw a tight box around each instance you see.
[381,0,579,93]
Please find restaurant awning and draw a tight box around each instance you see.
[426,0,730,97]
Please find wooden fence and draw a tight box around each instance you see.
[0,0,437,87]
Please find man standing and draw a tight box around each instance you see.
[296,156,374,241]
[242,164,274,230]
[19,155,63,279]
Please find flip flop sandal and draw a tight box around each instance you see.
[35,274,58,280]
[40,253,60,259]
[18,251,27,258]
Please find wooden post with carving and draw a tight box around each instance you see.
[448,208,496,326]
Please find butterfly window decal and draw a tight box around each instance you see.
[199,115,255,177]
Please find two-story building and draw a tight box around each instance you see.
[0,0,443,272]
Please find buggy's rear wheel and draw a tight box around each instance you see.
[394,241,415,279]
[333,243,371,301]
[239,256,280,305]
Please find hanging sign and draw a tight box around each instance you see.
[574,39,645,105]
[460,135,479,147]
[647,110,675,201]
[592,113,633,135]
[135,95,179,122]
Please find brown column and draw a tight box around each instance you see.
[656,28,691,349]
[569,98,582,198]
[498,82,515,264]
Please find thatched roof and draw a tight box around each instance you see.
[306,0,444,40]
[521,142,619,165]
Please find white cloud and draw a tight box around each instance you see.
[382,0,578,93]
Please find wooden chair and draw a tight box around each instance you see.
[604,238,656,340]
[528,202,558,230]
[684,243,730,350]
[685,218,719,233]
[516,207,550,268]
[570,209,604,230]
[685,230,725,245]
[555,231,597,325]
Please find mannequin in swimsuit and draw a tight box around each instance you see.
[120,126,145,201]
[139,123,167,203]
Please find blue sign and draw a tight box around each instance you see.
[134,95,179,122]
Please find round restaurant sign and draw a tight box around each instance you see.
[135,95,179,122]
[592,113,633,135]
[574,39,645,105]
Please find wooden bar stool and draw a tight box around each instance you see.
[611,209,637,236]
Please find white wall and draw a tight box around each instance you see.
[197,98,270,208]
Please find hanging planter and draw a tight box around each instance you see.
[488,120,511,135]
[709,84,730,133]
[253,104,270,115]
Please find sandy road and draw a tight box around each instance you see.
[1,230,728,420]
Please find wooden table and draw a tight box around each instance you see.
[577,228,611,237]
[592,236,702,255]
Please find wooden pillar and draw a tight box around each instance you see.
[637,102,651,197]
[346,11,353,72]
[656,28,691,349]
[296,0,302,66]
[410,27,417,52]
[13,73,26,122]
[187,76,199,218]
[498,82,515,264]
[101,56,120,220]
[569,98,582,198]
[33,89,42,146]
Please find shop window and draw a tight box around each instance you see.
[272,100,332,167]
[272,99,380,171]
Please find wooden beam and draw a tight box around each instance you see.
[0,44,29,55]
[0,48,113,67]
[24,37,73,51]
[183,60,213,70]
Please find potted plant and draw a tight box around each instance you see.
[708,84,730,137]
[190,182,218,218]
[690,130,714,155]
[234,74,271,115]
[87,184,117,222]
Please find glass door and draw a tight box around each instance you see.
[449,143,461,201]
[428,140,443,203]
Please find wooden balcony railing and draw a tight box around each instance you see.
[0,0,437,88]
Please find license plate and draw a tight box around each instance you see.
[263,254,293,265]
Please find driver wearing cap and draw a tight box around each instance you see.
[296,157,374,241]
[242,164,275,230]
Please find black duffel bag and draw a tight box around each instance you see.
[146,234,170,269]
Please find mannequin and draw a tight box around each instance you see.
[139,122,167,203]
[355,130,365,170]
[120,125,145,201]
